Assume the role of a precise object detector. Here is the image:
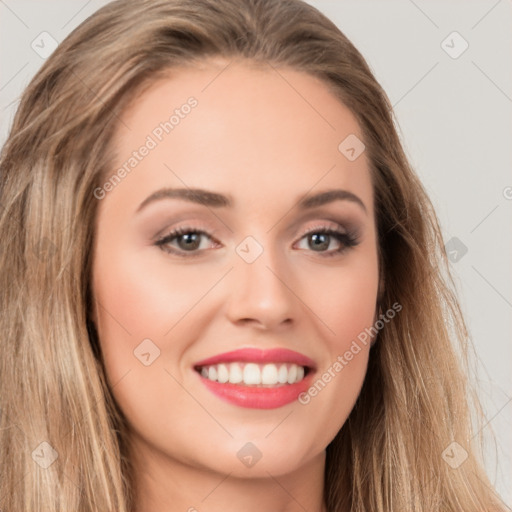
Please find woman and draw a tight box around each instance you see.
[0,0,505,510]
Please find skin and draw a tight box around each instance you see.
[91,58,380,512]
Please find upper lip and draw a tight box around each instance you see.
[194,348,317,370]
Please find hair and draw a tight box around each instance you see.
[0,0,505,510]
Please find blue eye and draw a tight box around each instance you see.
[155,226,359,258]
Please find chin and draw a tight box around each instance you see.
[195,434,323,479]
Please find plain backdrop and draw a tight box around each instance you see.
[1,0,510,505]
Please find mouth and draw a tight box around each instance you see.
[194,361,312,387]
[193,348,316,409]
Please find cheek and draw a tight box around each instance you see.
[91,235,229,395]
[90,242,208,438]
[90,240,179,385]
[330,268,379,347]
[295,247,379,430]
[92,241,209,340]
[300,246,380,353]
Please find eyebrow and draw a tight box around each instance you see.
[136,187,367,214]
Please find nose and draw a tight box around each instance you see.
[224,242,298,331]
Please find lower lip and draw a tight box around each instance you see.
[197,371,314,409]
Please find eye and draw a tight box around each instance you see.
[155,226,219,257]
[155,225,360,258]
[295,227,359,257]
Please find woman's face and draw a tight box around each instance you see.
[91,59,379,478]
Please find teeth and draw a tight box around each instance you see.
[243,363,261,385]
[228,362,243,384]
[277,364,288,384]
[261,363,278,385]
[287,364,297,384]
[198,362,307,387]
[217,363,229,383]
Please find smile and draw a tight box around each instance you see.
[193,347,316,409]
[196,362,308,386]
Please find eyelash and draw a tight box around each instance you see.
[155,225,360,259]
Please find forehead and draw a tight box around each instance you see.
[106,59,373,215]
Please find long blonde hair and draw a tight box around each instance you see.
[0,0,505,510]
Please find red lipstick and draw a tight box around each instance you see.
[194,348,316,409]
[194,347,316,368]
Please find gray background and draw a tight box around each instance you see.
[1,0,510,505]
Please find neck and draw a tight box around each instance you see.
[130,434,328,512]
